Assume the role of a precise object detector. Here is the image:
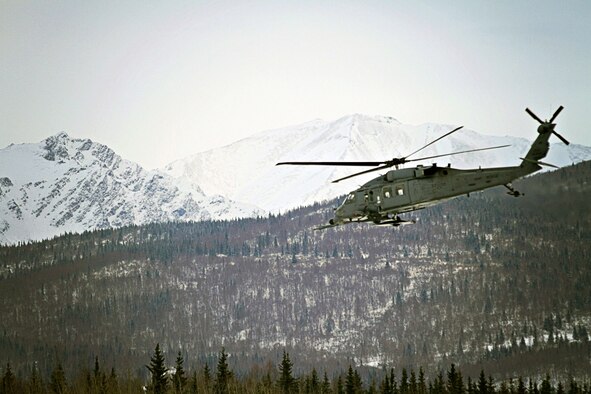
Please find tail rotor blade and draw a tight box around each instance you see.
[549,105,564,123]
[552,130,570,145]
[525,108,544,124]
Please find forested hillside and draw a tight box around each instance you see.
[1,161,590,383]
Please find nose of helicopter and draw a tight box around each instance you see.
[332,198,356,223]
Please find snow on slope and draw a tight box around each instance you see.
[163,114,591,213]
[2,116,589,244]
[0,133,261,244]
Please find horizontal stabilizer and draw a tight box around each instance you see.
[520,157,559,168]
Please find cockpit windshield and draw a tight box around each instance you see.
[345,193,356,204]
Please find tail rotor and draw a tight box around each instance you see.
[525,106,570,145]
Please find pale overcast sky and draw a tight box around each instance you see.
[1,1,590,169]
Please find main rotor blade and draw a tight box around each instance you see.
[405,144,511,163]
[525,108,544,124]
[331,164,392,183]
[549,105,564,123]
[277,161,384,167]
[405,126,464,159]
[552,130,570,145]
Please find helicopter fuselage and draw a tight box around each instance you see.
[332,163,532,225]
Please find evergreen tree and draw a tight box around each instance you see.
[49,362,67,394]
[517,377,526,394]
[567,378,579,394]
[322,371,332,394]
[410,370,418,394]
[93,356,108,394]
[447,364,464,394]
[432,371,445,394]
[368,379,377,394]
[557,382,565,394]
[477,371,488,394]
[400,368,409,394]
[189,371,198,394]
[278,350,296,394]
[390,368,398,394]
[309,368,320,393]
[28,363,44,394]
[172,351,187,393]
[1,363,17,394]
[540,375,553,394]
[354,370,364,393]
[93,356,101,382]
[343,365,363,394]
[203,363,212,390]
[579,326,589,342]
[381,373,392,394]
[336,376,344,394]
[418,367,427,394]
[107,368,119,393]
[215,347,232,394]
[487,376,495,394]
[345,365,357,394]
[146,343,168,394]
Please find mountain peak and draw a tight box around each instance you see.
[43,132,72,161]
[162,115,591,213]
[42,132,100,162]
[0,132,262,244]
[54,131,69,139]
[335,113,401,125]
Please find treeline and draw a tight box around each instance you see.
[0,210,324,280]
[2,346,591,394]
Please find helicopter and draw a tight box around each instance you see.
[276,106,569,229]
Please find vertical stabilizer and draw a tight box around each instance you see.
[521,106,568,173]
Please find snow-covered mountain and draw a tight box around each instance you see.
[163,114,591,212]
[0,133,261,244]
[2,115,589,244]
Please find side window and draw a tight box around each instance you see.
[383,187,392,198]
[396,185,404,196]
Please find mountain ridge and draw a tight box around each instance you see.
[0,132,261,244]
[2,115,591,244]
[162,114,591,212]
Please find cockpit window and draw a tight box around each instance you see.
[345,193,356,204]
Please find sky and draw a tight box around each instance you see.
[1,0,590,169]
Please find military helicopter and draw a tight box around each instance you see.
[277,106,568,229]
